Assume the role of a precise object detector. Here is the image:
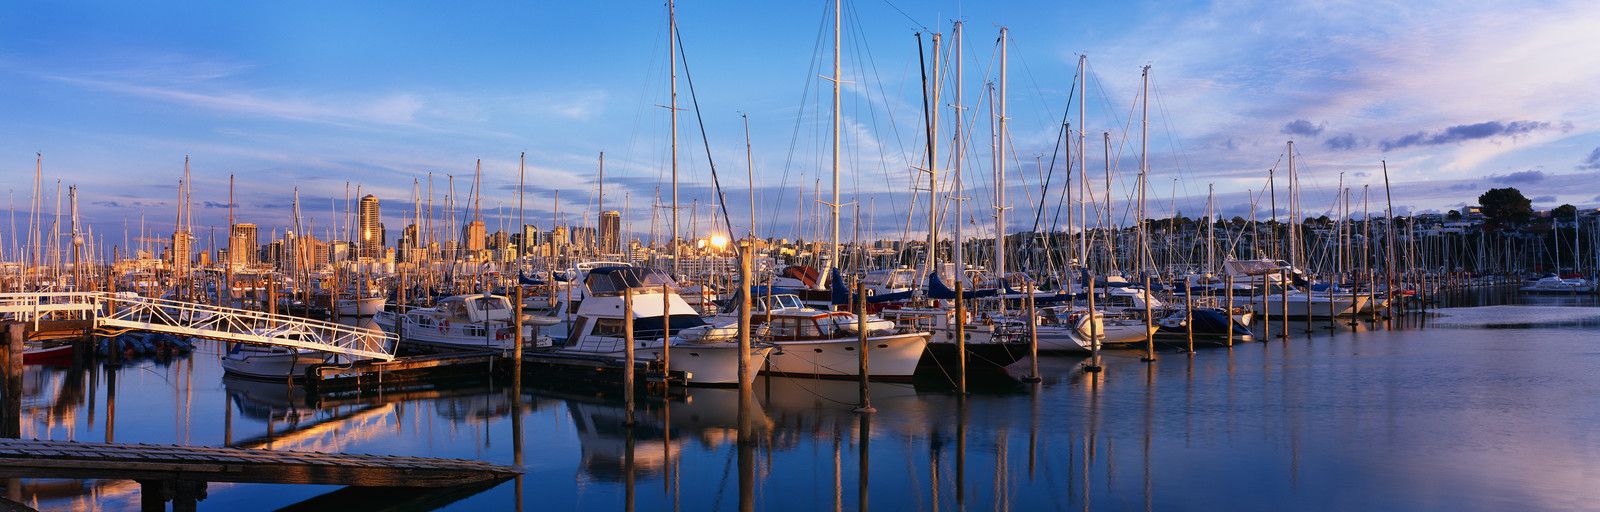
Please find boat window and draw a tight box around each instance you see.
[592,318,626,337]
[472,297,508,311]
[447,301,469,318]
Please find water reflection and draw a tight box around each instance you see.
[4,291,1599,510]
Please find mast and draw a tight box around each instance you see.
[598,150,604,257]
[1077,54,1088,268]
[1287,141,1297,270]
[1137,66,1149,278]
[1104,132,1114,273]
[994,27,1008,282]
[828,0,842,284]
[669,0,681,278]
[742,113,756,239]
[952,21,964,284]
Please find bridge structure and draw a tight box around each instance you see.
[0,291,396,361]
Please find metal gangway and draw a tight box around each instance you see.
[0,291,395,361]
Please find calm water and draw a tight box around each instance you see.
[10,290,1600,511]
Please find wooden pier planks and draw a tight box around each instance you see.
[0,439,519,488]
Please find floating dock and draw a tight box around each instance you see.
[0,438,520,511]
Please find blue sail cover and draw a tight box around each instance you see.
[830,268,852,306]
[517,271,544,286]
[926,272,998,299]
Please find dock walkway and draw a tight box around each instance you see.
[0,438,519,511]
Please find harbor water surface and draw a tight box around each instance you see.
[14,294,1600,511]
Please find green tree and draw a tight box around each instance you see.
[1477,187,1533,229]
[1552,203,1578,220]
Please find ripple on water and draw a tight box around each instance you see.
[1429,305,1600,328]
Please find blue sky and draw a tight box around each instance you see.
[4,0,1599,253]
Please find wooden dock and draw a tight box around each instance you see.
[0,439,519,511]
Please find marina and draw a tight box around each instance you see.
[5,1,1600,510]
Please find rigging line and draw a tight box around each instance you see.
[846,2,908,224]
[774,0,833,234]
[877,0,930,32]
[1150,76,1200,216]
[673,24,740,259]
[1029,59,1078,235]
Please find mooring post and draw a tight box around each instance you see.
[854,279,874,413]
[1224,275,1235,346]
[2,323,21,439]
[1328,279,1338,329]
[1279,270,1290,339]
[623,287,635,425]
[1184,279,1194,353]
[1022,280,1041,383]
[1086,273,1102,372]
[660,284,671,388]
[1142,276,1156,362]
[1262,273,1271,341]
[1304,275,1314,334]
[737,240,753,396]
[955,281,967,395]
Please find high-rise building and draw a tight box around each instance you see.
[170,231,194,270]
[229,223,258,268]
[520,225,540,255]
[464,220,487,255]
[358,194,382,260]
[599,210,622,255]
[399,224,420,263]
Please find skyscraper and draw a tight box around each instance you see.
[599,210,622,255]
[229,223,258,268]
[358,194,381,260]
[464,220,487,255]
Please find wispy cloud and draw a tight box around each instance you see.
[1580,146,1600,170]
[1380,120,1554,151]
[1490,169,1545,184]
[1280,119,1324,137]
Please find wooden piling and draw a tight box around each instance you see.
[1022,281,1041,383]
[1184,280,1194,353]
[660,284,671,386]
[1262,274,1271,341]
[738,240,753,397]
[954,282,966,395]
[1086,274,1102,372]
[1,323,21,439]
[1279,270,1290,339]
[1224,275,1234,347]
[623,288,635,425]
[854,280,873,413]
[1142,276,1156,362]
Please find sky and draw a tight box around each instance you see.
[4,0,1600,255]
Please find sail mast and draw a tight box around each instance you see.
[1137,66,1150,278]
[952,21,964,283]
[1077,55,1088,268]
[994,28,1008,282]
[669,0,680,277]
[828,0,842,284]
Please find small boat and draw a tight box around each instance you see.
[1520,274,1596,294]
[221,327,331,380]
[22,341,76,366]
[537,265,774,387]
[376,293,534,352]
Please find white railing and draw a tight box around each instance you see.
[0,292,396,361]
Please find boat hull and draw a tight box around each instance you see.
[762,332,929,382]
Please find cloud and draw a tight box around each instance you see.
[1380,120,1553,151]
[1580,147,1600,170]
[1324,133,1362,151]
[202,201,236,209]
[1532,195,1557,203]
[1490,170,1546,184]
[1280,119,1325,137]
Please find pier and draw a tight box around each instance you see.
[0,439,519,511]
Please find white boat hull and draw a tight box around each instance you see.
[336,297,387,317]
[1250,293,1369,317]
[222,350,327,380]
[763,332,929,381]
